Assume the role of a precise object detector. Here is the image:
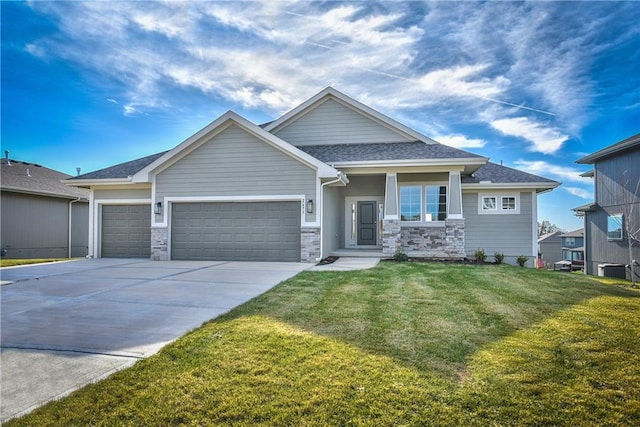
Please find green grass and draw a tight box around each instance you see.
[8,263,640,426]
[0,258,69,267]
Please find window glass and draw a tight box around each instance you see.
[502,196,516,210]
[607,214,623,240]
[564,237,575,246]
[482,196,497,210]
[425,185,447,221]
[400,186,421,221]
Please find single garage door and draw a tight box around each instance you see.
[171,202,301,261]
[101,205,151,258]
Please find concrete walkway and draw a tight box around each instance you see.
[0,259,308,422]
[308,257,380,271]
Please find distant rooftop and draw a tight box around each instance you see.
[1,158,89,199]
[71,151,168,180]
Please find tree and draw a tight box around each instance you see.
[538,220,564,237]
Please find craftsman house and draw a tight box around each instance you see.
[67,88,559,264]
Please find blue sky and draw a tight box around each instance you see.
[2,1,639,231]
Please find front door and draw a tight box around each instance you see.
[357,201,377,245]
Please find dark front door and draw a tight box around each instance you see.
[357,201,377,246]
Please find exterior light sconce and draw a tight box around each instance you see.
[154,202,162,215]
[306,199,314,214]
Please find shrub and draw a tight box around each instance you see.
[494,252,505,264]
[393,250,409,262]
[516,255,528,267]
[474,248,486,263]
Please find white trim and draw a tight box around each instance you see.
[477,192,521,215]
[399,182,448,222]
[463,182,559,191]
[66,178,134,187]
[331,158,486,168]
[264,87,438,144]
[344,196,384,248]
[92,198,151,258]
[531,190,538,263]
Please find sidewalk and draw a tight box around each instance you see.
[308,257,380,271]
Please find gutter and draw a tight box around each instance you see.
[318,172,348,261]
[68,197,81,258]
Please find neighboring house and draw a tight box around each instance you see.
[560,228,585,271]
[1,153,89,258]
[66,87,559,264]
[574,133,640,281]
[538,231,562,266]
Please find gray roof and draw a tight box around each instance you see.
[1,159,89,199]
[560,228,584,238]
[538,231,562,243]
[297,141,485,163]
[71,151,168,180]
[462,162,559,184]
[576,133,640,164]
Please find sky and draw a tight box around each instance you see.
[2,1,639,232]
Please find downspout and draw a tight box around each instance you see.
[318,173,345,261]
[68,197,81,258]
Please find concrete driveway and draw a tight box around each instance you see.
[0,258,309,422]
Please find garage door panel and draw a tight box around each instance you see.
[102,205,151,258]
[171,202,300,261]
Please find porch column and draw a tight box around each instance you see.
[384,173,399,219]
[382,173,401,255]
[448,172,463,219]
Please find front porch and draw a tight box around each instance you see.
[322,171,466,259]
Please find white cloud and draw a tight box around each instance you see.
[564,187,592,199]
[24,43,46,58]
[433,134,487,149]
[512,160,586,183]
[490,117,569,154]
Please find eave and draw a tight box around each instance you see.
[1,186,88,201]
[462,182,560,193]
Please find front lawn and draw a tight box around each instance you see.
[0,258,69,268]
[9,263,640,426]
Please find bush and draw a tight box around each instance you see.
[494,252,505,264]
[393,250,409,262]
[516,255,528,267]
[474,248,486,263]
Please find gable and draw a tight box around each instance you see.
[156,123,317,199]
[272,98,413,146]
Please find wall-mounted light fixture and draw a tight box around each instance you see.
[154,201,162,215]
[306,199,314,214]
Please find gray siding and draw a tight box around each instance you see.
[93,188,151,200]
[385,175,398,216]
[343,175,385,197]
[584,208,640,281]
[463,191,535,263]
[71,202,89,257]
[595,149,640,208]
[322,186,342,257]
[539,240,562,265]
[156,124,316,222]
[273,99,411,146]
[1,191,88,259]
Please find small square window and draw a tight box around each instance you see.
[502,196,516,210]
[607,214,623,240]
[482,196,497,210]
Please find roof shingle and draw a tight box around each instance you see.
[71,151,168,180]
[462,162,559,184]
[1,159,89,199]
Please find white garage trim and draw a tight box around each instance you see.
[91,198,151,258]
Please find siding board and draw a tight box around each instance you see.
[463,191,535,261]
[273,99,411,146]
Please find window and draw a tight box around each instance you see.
[607,214,623,240]
[425,185,447,221]
[564,237,575,246]
[400,184,447,221]
[478,193,520,214]
[501,196,516,210]
[400,186,421,221]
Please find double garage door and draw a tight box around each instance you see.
[102,202,301,261]
[171,202,301,262]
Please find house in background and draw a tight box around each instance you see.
[574,133,640,281]
[559,228,584,271]
[1,152,89,259]
[66,87,559,265]
[538,231,562,266]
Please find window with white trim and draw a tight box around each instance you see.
[478,193,520,214]
[607,214,623,240]
[400,184,447,222]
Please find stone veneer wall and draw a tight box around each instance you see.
[300,227,321,262]
[382,219,401,255]
[151,227,169,261]
[398,218,465,258]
